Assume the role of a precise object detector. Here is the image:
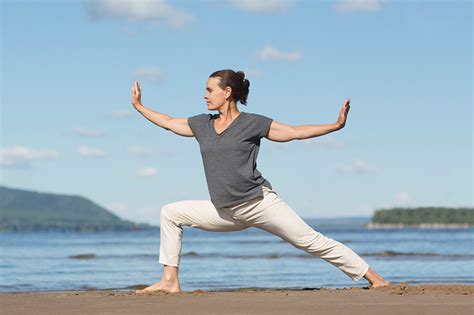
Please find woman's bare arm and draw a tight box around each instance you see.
[131,81,194,137]
[266,99,351,142]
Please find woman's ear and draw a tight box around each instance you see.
[224,86,232,100]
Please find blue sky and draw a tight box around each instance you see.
[1,0,472,225]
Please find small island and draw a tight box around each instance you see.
[367,207,474,229]
[0,185,156,232]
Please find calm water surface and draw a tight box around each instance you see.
[1,218,473,292]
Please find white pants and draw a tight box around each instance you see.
[159,186,370,281]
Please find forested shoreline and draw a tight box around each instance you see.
[369,207,473,227]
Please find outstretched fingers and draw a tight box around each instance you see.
[132,81,141,95]
[343,99,350,116]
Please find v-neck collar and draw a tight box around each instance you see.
[211,112,244,136]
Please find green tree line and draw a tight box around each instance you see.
[371,207,474,225]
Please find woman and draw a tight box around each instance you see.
[131,69,388,294]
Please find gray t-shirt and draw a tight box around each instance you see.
[188,111,273,209]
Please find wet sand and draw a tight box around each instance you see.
[1,284,473,315]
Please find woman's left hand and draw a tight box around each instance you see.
[336,99,351,129]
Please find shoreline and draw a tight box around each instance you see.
[1,284,473,315]
[3,281,474,294]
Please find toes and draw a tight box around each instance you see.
[371,282,390,289]
[135,288,152,294]
[135,289,145,294]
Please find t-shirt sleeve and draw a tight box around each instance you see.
[188,113,207,142]
[257,114,274,139]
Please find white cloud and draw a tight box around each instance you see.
[133,67,163,82]
[110,109,133,118]
[336,159,379,175]
[86,0,195,30]
[258,45,303,61]
[78,146,106,157]
[231,0,296,14]
[72,127,105,138]
[0,146,59,168]
[353,159,379,174]
[334,0,383,13]
[137,167,158,177]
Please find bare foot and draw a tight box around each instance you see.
[370,280,390,288]
[363,267,390,288]
[135,279,181,294]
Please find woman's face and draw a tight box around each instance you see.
[204,77,231,110]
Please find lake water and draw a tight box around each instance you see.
[1,218,473,292]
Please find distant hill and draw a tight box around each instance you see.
[369,207,474,227]
[0,185,155,232]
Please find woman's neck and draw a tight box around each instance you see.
[216,102,240,123]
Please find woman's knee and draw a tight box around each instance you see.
[160,202,181,220]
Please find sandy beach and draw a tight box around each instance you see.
[1,284,473,315]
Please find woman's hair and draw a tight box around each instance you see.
[209,69,250,106]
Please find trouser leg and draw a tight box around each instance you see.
[159,200,247,267]
[250,188,369,281]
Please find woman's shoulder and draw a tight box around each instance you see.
[244,112,273,121]
[189,113,213,120]
[188,114,214,131]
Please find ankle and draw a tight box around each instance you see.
[162,275,178,282]
[162,265,179,282]
[363,268,387,285]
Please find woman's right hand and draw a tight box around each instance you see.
[131,81,143,110]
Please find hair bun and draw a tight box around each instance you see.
[236,71,245,81]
